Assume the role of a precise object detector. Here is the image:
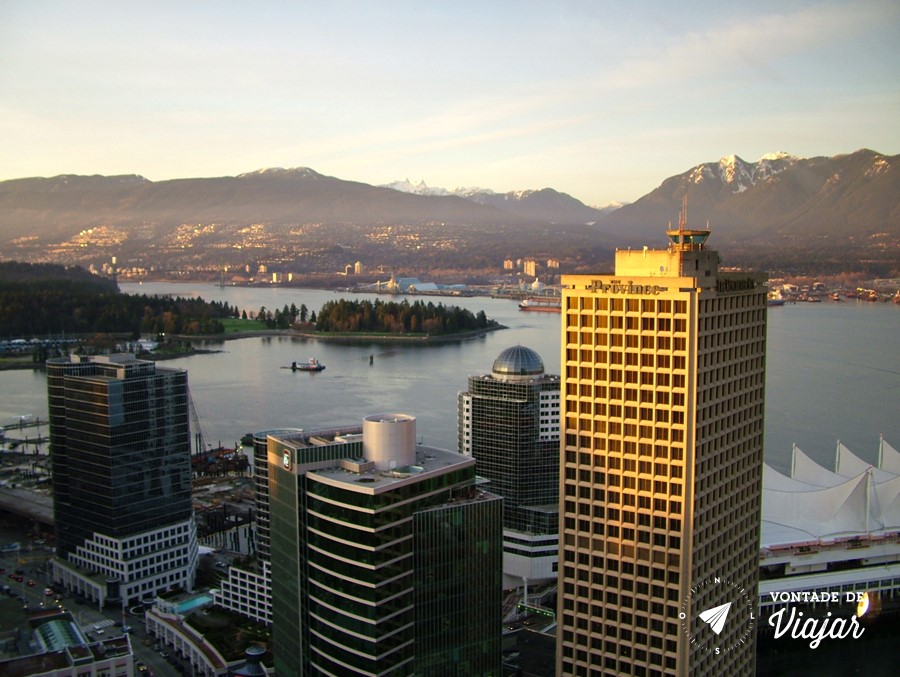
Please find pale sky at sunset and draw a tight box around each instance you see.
[1,1,898,206]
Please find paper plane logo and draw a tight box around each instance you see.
[699,602,731,635]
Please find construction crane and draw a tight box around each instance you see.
[188,387,206,458]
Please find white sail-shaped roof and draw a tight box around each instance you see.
[879,437,900,474]
[791,445,844,487]
[762,439,900,548]
[763,472,870,542]
[835,441,894,483]
[871,473,900,531]
[763,464,820,492]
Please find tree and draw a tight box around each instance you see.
[300,303,309,322]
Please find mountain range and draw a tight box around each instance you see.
[0,149,896,272]
[384,150,899,243]
[597,150,898,243]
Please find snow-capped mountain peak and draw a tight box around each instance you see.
[382,179,495,198]
[239,167,321,179]
[717,155,754,192]
[382,178,450,196]
[689,152,803,193]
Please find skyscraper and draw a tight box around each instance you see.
[46,354,198,607]
[557,223,767,676]
[267,414,502,676]
[459,345,560,586]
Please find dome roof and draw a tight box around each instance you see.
[492,346,545,379]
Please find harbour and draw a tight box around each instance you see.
[0,283,897,475]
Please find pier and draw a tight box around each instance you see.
[1,416,50,453]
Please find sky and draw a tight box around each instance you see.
[1,1,898,207]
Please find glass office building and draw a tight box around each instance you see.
[46,354,198,607]
[459,346,560,584]
[268,414,502,676]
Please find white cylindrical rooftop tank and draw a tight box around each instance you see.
[362,413,416,471]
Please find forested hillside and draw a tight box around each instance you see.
[0,262,237,338]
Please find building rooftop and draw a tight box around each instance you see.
[762,437,900,549]
[492,346,545,379]
[309,443,475,494]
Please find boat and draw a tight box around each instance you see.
[518,297,561,313]
[287,359,325,372]
[767,290,786,307]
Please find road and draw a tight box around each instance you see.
[1,540,186,676]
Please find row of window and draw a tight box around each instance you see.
[568,298,688,314]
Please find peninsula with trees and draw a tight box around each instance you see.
[310,298,502,341]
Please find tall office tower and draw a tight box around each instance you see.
[459,345,561,586]
[46,354,198,607]
[268,414,502,676]
[557,223,767,676]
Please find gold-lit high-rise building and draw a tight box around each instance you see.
[556,213,766,676]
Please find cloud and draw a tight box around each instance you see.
[601,3,893,90]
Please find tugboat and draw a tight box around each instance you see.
[767,290,786,307]
[287,358,325,372]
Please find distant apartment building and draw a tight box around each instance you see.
[557,222,766,676]
[503,259,515,271]
[523,259,538,277]
[213,428,305,625]
[46,354,198,607]
[354,260,365,274]
[459,346,560,586]
[267,414,502,676]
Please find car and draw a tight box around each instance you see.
[122,625,133,633]
[44,587,53,596]
[27,580,36,586]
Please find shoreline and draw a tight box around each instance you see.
[169,324,506,344]
[0,325,506,370]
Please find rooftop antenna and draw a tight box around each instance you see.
[678,195,688,232]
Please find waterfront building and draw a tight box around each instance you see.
[557,221,767,676]
[459,345,561,586]
[267,414,502,676]
[46,354,198,607]
[759,437,900,617]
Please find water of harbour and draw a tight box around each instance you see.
[1,282,897,472]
